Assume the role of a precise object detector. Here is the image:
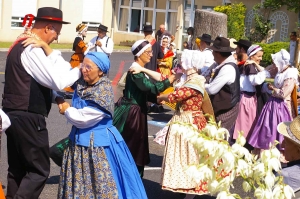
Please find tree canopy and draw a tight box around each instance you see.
[262,0,300,13]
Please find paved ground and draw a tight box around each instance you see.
[0,51,251,199]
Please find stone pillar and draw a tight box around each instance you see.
[192,9,227,49]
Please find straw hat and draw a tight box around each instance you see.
[202,91,215,119]
[277,116,300,146]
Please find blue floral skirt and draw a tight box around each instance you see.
[57,133,147,199]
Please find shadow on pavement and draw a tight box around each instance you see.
[148,153,163,167]
[46,175,60,184]
[143,178,217,199]
[147,112,173,122]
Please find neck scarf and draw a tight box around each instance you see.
[76,76,114,115]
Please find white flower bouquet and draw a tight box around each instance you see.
[173,115,294,199]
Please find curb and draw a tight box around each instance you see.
[118,72,127,87]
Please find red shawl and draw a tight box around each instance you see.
[163,50,174,59]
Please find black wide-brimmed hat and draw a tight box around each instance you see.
[98,24,109,32]
[197,34,214,43]
[209,37,235,52]
[141,25,154,32]
[233,39,252,49]
[34,7,70,24]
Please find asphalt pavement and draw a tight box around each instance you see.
[0,51,250,199]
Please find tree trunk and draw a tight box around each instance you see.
[192,9,227,49]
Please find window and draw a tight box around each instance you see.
[202,6,214,10]
[130,9,141,32]
[118,0,178,34]
[119,8,129,31]
[185,0,192,9]
[155,12,166,30]
[121,0,130,6]
[11,0,37,28]
[144,0,155,7]
[132,0,142,8]
[142,10,154,28]
[82,22,101,32]
[156,0,167,9]
[183,0,196,33]
[82,0,103,31]
[169,1,178,9]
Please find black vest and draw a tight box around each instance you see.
[209,62,240,117]
[2,41,52,116]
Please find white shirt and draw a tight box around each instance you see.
[21,45,105,127]
[289,40,296,66]
[240,70,270,92]
[0,109,11,131]
[87,35,114,56]
[201,48,215,74]
[205,55,236,95]
[65,107,108,129]
[21,46,81,96]
[203,48,215,67]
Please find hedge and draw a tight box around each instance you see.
[255,42,289,66]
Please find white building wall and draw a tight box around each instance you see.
[0,0,113,43]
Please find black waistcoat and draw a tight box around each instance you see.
[209,62,240,117]
[2,41,52,116]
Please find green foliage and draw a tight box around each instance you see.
[249,0,299,43]
[262,0,300,13]
[256,42,289,66]
[249,4,273,43]
[214,3,247,41]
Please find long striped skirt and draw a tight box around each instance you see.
[57,133,147,199]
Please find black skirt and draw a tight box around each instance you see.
[121,104,150,166]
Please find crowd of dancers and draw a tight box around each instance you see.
[0,6,300,199]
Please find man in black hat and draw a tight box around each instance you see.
[2,7,81,199]
[205,37,240,132]
[87,24,114,57]
[197,34,215,74]
[233,39,252,66]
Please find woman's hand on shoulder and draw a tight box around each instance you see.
[129,64,144,74]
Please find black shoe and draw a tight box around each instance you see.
[158,105,164,113]
[150,104,160,113]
